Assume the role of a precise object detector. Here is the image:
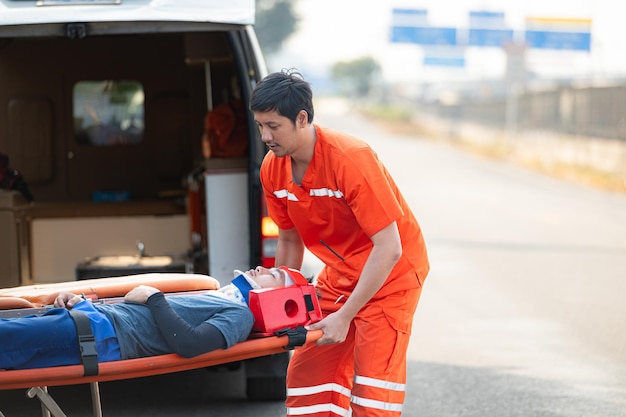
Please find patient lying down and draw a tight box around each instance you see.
[0,266,305,370]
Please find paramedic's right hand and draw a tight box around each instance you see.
[54,291,83,309]
[306,311,351,346]
[124,285,160,304]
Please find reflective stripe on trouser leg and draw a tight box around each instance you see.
[350,375,405,416]
[286,323,356,417]
[349,287,421,417]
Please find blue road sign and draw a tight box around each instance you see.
[469,11,506,26]
[524,30,591,51]
[423,55,465,67]
[468,28,514,47]
[392,8,428,26]
[390,26,457,46]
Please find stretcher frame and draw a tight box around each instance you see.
[0,274,322,417]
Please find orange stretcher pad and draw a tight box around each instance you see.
[0,273,323,391]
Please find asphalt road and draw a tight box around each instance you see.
[2,99,625,417]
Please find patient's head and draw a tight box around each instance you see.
[237,266,309,289]
[241,266,285,288]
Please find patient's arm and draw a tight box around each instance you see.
[145,292,226,357]
[124,285,160,303]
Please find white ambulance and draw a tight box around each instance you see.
[0,0,285,400]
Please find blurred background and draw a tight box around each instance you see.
[252,5,626,415]
[254,0,626,194]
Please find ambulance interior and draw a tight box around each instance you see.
[0,30,251,287]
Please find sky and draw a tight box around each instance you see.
[267,0,626,86]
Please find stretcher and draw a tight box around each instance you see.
[0,273,323,417]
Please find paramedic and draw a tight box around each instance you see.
[0,267,301,370]
[250,69,430,417]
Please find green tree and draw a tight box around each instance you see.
[331,57,381,98]
[255,0,299,56]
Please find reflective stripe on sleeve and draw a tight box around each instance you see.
[309,188,344,198]
[274,189,299,201]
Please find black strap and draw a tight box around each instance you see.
[303,294,313,311]
[275,326,308,350]
[69,309,99,376]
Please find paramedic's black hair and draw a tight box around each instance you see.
[250,69,314,124]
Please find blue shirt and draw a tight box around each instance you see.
[96,293,254,360]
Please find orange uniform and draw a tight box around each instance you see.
[261,125,429,416]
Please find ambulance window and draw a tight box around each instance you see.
[73,80,144,146]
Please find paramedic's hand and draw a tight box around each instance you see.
[306,312,350,346]
[54,291,83,309]
[124,285,161,304]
